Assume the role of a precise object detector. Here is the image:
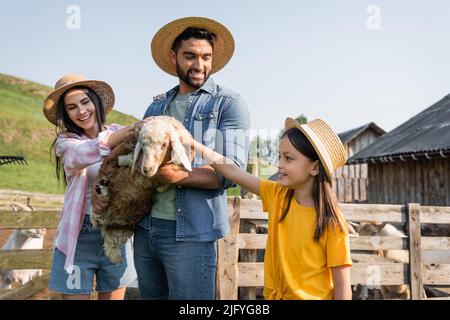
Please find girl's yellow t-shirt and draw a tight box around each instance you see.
[259,179,352,300]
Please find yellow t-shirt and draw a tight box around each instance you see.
[259,179,352,300]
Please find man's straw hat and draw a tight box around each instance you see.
[151,17,235,77]
[43,74,115,126]
[284,118,348,182]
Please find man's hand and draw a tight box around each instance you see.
[152,165,220,189]
[153,165,189,184]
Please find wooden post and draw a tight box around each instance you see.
[216,197,241,300]
[407,203,424,300]
[241,157,258,199]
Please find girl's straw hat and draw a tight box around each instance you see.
[151,16,235,77]
[285,118,348,182]
[43,74,115,126]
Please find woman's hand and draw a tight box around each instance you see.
[91,186,110,214]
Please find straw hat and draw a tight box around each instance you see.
[284,118,348,182]
[43,74,115,126]
[151,17,235,77]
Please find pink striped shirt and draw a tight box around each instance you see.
[54,124,123,273]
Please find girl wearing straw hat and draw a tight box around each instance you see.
[175,118,353,300]
[43,74,137,300]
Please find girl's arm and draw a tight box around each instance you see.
[187,136,260,196]
[331,266,352,300]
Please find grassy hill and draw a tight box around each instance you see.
[0,73,138,194]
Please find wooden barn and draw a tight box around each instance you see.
[348,94,450,206]
[333,122,385,203]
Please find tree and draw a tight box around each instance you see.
[248,113,309,167]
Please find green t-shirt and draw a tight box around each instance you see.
[150,92,190,220]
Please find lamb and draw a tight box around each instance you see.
[0,203,46,289]
[352,222,413,299]
[90,116,194,264]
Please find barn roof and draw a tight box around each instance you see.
[348,94,450,164]
[338,122,385,145]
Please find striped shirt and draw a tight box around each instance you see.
[54,124,123,273]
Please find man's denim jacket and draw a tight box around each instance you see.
[138,77,250,241]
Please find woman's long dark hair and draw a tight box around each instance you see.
[279,128,346,242]
[49,86,106,185]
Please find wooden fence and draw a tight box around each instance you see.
[0,209,59,299]
[1,194,449,300]
[216,198,450,300]
[0,190,62,300]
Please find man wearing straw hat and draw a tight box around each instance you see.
[134,17,250,299]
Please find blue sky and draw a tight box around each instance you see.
[1,0,449,134]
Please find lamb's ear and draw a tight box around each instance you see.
[169,129,192,171]
[131,141,142,174]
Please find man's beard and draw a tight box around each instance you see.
[175,61,209,89]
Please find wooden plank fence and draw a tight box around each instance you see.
[1,195,449,300]
[0,209,59,300]
[215,198,450,300]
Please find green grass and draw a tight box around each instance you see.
[0,73,138,194]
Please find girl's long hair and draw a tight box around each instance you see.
[279,128,346,242]
[49,86,106,185]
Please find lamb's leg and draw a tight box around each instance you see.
[102,227,133,264]
[90,176,110,227]
[95,177,110,200]
[90,211,102,228]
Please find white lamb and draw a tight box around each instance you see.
[0,203,46,289]
[91,116,194,264]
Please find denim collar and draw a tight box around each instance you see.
[166,77,216,100]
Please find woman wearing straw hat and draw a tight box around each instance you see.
[175,118,353,300]
[109,17,250,300]
[43,74,137,300]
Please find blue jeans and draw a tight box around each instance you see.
[133,217,216,300]
[49,215,137,294]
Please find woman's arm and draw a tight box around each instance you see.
[331,266,352,300]
[105,124,136,149]
[57,123,139,173]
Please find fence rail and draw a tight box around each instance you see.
[216,198,450,300]
[1,197,450,300]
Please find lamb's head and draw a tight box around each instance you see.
[132,117,192,177]
[353,222,388,236]
[18,228,46,239]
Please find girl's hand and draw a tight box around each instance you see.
[172,121,194,146]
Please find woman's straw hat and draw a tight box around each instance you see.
[43,74,115,126]
[151,16,235,77]
[285,118,348,182]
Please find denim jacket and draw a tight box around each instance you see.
[138,77,250,241]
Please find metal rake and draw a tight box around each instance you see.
[0,156,28,166]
